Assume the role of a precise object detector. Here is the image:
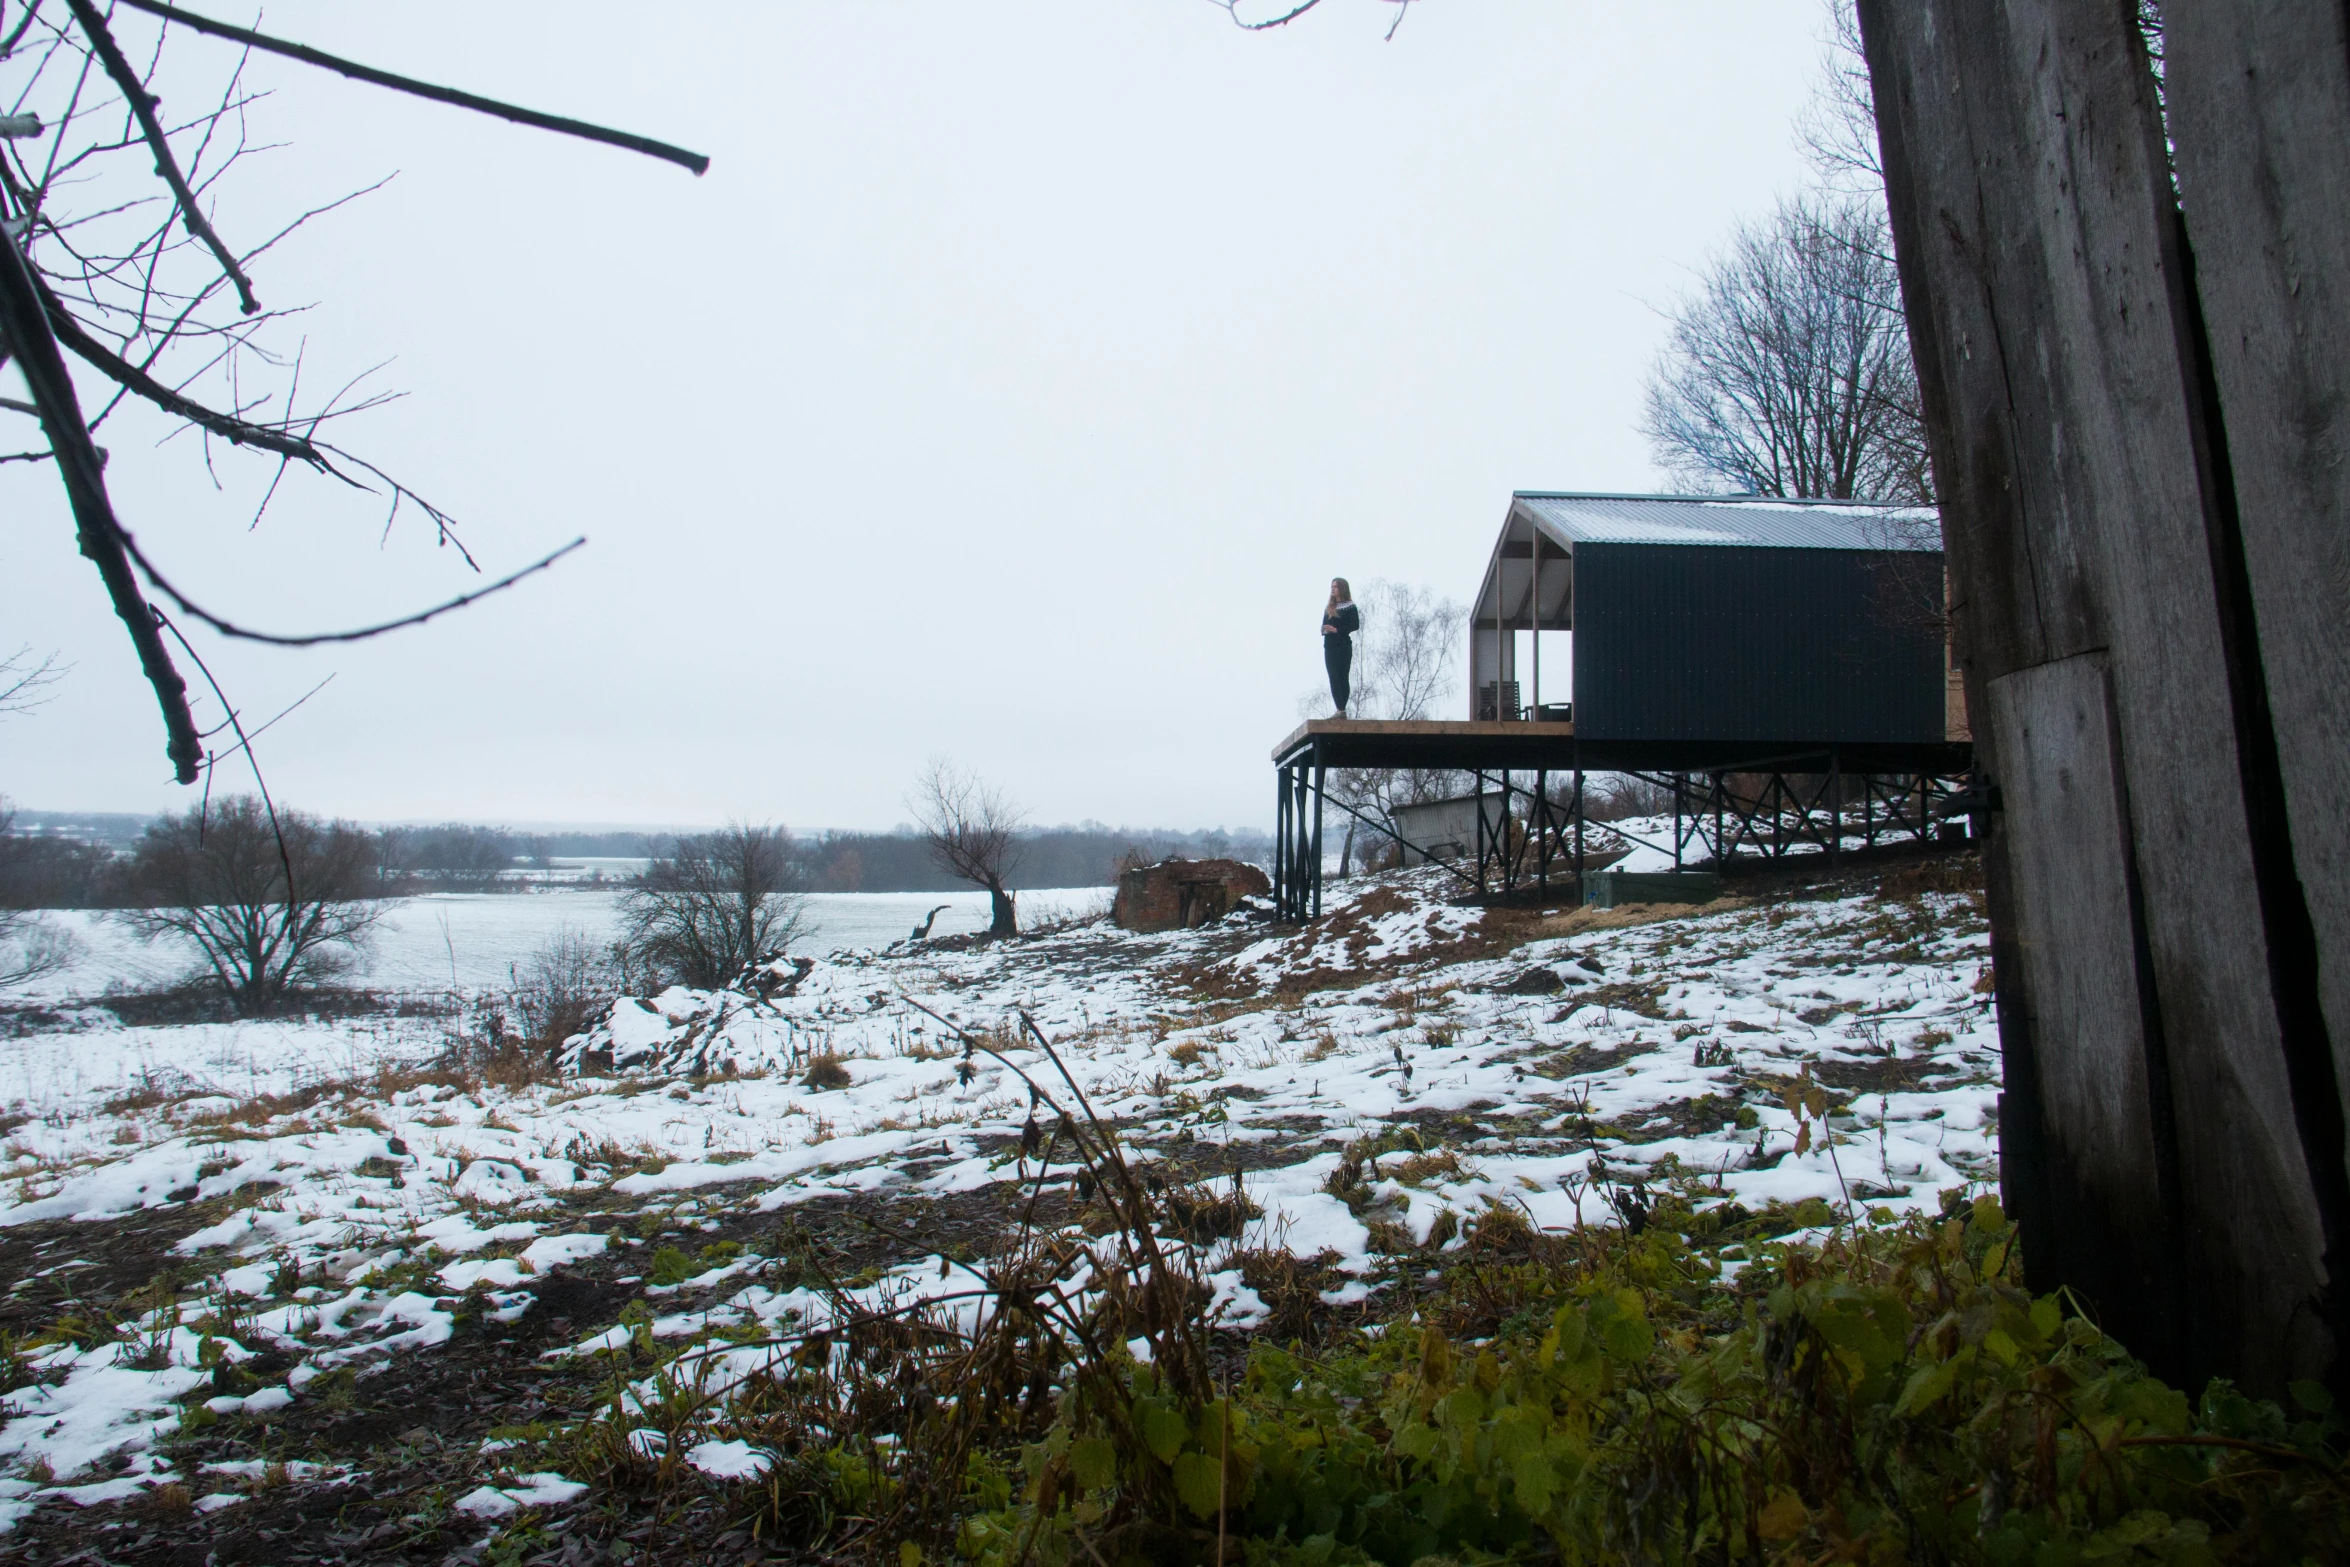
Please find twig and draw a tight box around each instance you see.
[1211,0,1414,40]
[153,610,301,950]
[39,268,328,464]
[65,0,260,313]
[1,4,45,59]
[1216,1371,1231,1567]
[114,0,710,175]
[2112,1433,2340,1465]
[1211,0,1331,28]
[198,671,331,768]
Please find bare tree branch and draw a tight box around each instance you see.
[1211,0,1332,27]
[1,6,694,784]
[1211,0,1416,41]
[120,531,586,647]
[0,211,201,780]
[1,7,46,61]
[194,670,329,769]
[115,0,710,176]
[64,0,259,312]
[40,268,329,462]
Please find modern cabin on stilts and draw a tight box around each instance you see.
[1271,493,1973,920]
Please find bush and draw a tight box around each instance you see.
[965,1195,2348,1567]
[528,1071,2344,1567]
[505,923,613,1046]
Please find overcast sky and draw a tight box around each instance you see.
[2,0,1829,833]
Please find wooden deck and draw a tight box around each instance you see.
[1272,717,1972,775]
[1269,717,1570,760]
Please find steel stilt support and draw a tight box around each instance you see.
[1573,763,1585,904]
[1474,770,1488,896]
[1537,767,1550,894]
[1278,770,1297,920]
[1829,755,1842,868]
[1310,755,1326,919]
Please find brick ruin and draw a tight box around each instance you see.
[1111,857,1270,933]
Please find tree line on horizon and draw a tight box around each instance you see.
[0,805,1272,912]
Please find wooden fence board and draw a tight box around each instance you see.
[2163,0,2350,1178]
[1860,0,2336,1390]
[1983,655,2178,1364]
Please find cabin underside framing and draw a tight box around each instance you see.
[1269,720,1973,922]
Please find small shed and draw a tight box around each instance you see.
[1467,493,1957,745]
[1389,795,1479,864]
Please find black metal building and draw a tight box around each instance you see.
[1468,493,1957,746]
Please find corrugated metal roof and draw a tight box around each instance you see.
[1512,492,1939,552]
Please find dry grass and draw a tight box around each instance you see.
[1225,1245,1347,1342]
[1527,897,1752,943]
[1878,853,1985,901]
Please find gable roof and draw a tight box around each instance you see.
[1511,492,1939,552]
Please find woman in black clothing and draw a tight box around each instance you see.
[1322,577,1360,716]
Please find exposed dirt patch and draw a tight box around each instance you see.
[1549,980,1674,1023]
[1520,1041,1647,1080]
[1802,1051,1983,1098]
[0,1167,1255,1562]
[0,1204,236,1335]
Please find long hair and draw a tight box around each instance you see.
[1329,576,1353,605]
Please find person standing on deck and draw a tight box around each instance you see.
[1322,578,1360,716]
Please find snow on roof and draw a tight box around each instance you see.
[1512,492,1940,552]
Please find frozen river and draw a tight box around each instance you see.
[18,885,1113,1001]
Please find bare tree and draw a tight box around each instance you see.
[1355,579,1462,723]
[0,909,75,993]
[1584,774,1674,823]
[115,794,387,1013]
[0,4,703,785]
[0,799,80,992]
[1796,3,1883,194]
[910,759,1025,937]
[0,646,64,716]
[1642,194,1929,505]
[616,822,808,991]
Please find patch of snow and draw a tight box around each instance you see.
[687,1439,773,1479]
[454,1471,588,1517]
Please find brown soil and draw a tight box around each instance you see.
[0,1164,1219,1563]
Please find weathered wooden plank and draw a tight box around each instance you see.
[2163,0,2350,1197]
[1860,0,2335,1390]
[1974,8,2332,1392]
[1983,655,2179,1365]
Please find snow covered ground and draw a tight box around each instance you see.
[0,857,1995,1539]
